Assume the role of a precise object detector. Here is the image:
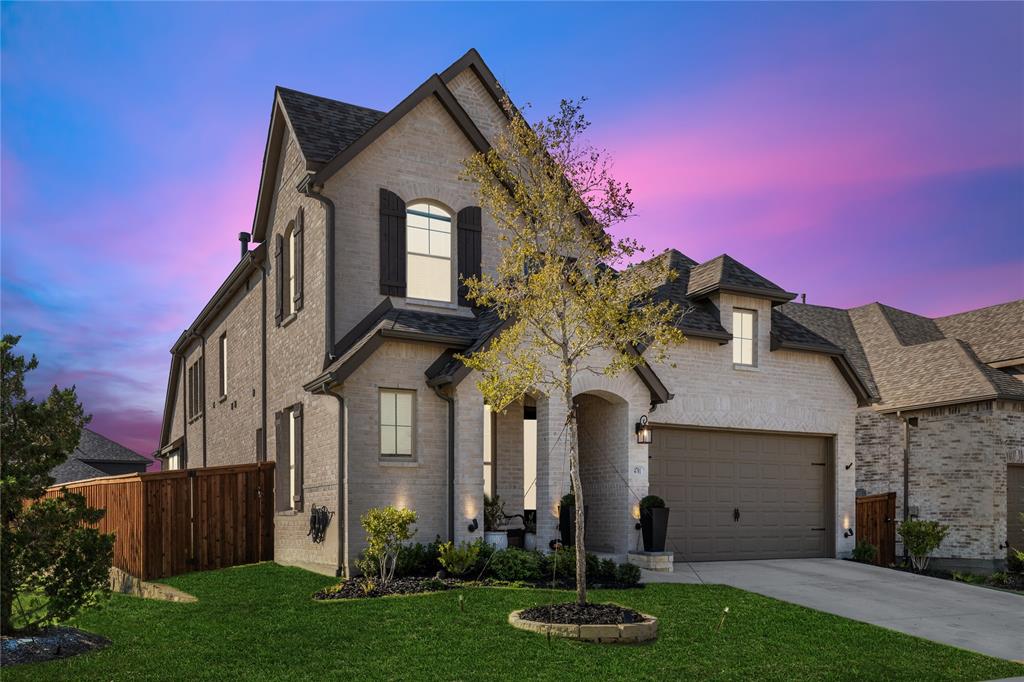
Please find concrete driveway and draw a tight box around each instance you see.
[643,558,1024,661]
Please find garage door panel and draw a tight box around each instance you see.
[650,427,830,561]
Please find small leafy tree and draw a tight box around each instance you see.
[1,334,113,633]
[483,493,506,532]
[460,97,685,604]
[899,519,949,572]
[357,506,417,587]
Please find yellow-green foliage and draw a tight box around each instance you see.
[358,507,417,586]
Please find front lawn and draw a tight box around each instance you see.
[7,563,1021,681]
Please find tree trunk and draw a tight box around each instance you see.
[564,383,587,605]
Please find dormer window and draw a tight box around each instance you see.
[732,309,757,367]
[406,201,451,302]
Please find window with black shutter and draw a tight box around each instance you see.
[274,404,303,512]
[457,205,482,306]
[379,188,407,296]
[293,208,304,312]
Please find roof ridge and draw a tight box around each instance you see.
[276,85,385,115]
[947,337,1006,397]
[934,297,1024,321]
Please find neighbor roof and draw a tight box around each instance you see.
[780,300,1024,412]
[73,428,151,465]
[50,458,107,485]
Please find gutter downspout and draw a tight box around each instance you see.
[261,261,268,462]
[433,385,455,542]
[320,382,347,578]
[300,177,337,364]
[898,411,916,562]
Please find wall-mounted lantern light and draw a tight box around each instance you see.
[467,518,479,533]
[635,415,652,445]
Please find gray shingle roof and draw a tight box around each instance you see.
[686,254,795,302]
[50,458,106,485]
[276,87,385,166]
[624,249,730,340]
[782,300,1024,411]
[73,428,151,464]
[935,300,1024,364]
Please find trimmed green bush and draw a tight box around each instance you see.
[639,495,665,510]
[438,541,480,578]
[899,519,949,572]
[559,492,576,510]
[394,539,442,578]
[489,548,542,582]
[851,539,878,564]
[615,562,642,586]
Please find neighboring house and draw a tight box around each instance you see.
[50,428,152,484]
[161,48,1019,579]
[784,300,1024,571]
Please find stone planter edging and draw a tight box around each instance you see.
[508,608,658,643]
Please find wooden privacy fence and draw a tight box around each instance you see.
[41,462,274,580]
[856,491,897,566]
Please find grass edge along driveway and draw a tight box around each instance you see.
[6,562,1022,681]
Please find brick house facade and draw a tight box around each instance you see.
[157,49,1017,576]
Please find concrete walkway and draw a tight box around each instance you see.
[643,558,1024,662]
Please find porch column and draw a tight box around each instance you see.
[494,402,525,521]
[453,381,484,545]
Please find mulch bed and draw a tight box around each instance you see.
[1,626,110,667]
[518,602,643,625]
[881,563,1024,594]
[314,576,462,600]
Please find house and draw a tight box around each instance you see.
[784,300,1024,571]
[156,48,1009,577]
[50,428,152,484]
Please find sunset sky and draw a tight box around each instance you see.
[2,2,1022,458]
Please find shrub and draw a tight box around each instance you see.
[394,538,441,578]
[489,548,542,582]
[898,519,949,572]
[597,558,618,584]
[1008,548,1024,574]
[483,494,506,532]
[559,493,576,510]
[357,507,417,586]
[851,539,878,564]
[615,562,642,586]
[438,540,481,578]
[639,495,665,510]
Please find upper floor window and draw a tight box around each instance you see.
[286,224,298,316]
[380,389,414,458]
[406,202,451,302]
[732,309,757,367]
[218,333,228,398]
[187,357,204,420]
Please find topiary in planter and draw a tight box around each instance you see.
[558,493,588,546]
[638,495,669,552]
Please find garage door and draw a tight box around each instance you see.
[649,427,831,561]
[1009,465,1024,555]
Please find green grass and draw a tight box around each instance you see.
[7,563,1022,681]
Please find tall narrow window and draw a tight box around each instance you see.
[287,225,297,315]
[483,405,494,498]
[289,409,297,505]
[406,202,451,302]
[732,309,756,366]
[218,333,228,398]
[380,389,414,458]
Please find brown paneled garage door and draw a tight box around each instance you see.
[649,427,832,561]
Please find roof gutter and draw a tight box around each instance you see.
[299,175,337,366]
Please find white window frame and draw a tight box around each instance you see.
[379,388,416,459]
[287,225,297,315]
[732,308,757,367]
[288,409,297,508]
[405,201,452,303]
[218,333,228,398]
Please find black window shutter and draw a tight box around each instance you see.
[274,234,285,326]
[292,403,304,512]
[293,208,304,311]
[379,188,406,296]
[457,206,483,307]
[274,411,287,511]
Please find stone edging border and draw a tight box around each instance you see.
[508,607,658,643]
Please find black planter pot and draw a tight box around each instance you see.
[558,505,588,546]
[641,507,670,552]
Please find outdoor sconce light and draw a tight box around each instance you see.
[843,529,854,538]
[467,518,479,533]
[635,415,652,445]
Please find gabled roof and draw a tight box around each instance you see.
[275,87,385,166]
[625,249,731,342]
[50,458,106,485]
[935,300,1024,365]
[253,50,498,242]
[781,300,1024,412]
[687,254,796,304]
[74,428,151,464]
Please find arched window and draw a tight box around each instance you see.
[406,201,451,302]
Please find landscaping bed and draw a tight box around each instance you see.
[315,576,461,600]
[518,602,641,625]
[1,627,109,667]
[853,559,1024,594]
